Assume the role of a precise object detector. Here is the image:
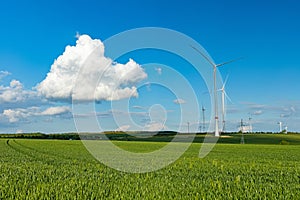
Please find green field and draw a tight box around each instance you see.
[1,135,300,199]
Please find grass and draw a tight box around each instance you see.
[1,135,300,199]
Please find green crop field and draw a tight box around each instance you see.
[1,135,300,199]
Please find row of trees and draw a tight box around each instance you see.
[0,133,80,140]
[0,131,298,140]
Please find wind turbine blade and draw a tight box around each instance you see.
[224,90,233,104]
[190,45,215,67]
[216,57,243,67]
[223,74,230,89]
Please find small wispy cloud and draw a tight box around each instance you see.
[280,113,290,118]
[40,106,71,116]
[16,129,23,134]
[155,67,162,75]
[114,125,130,132]
[279,105,298,119]
[173,98,186,104]
[0,71,11,80]
[253,110,263,115]
[290,106,296,113]
[240,102,266,109]
[75,31,81,39]
[145,82,151,91]
[144,122,167,131]
[132,105,147,110]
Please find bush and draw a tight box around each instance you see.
[279,140,290,145]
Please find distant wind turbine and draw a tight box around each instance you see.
[284,125,288,133]
[240,119,245,144]
[191,45,242,137]
[218,75,232,133]
[278,122,283,132]
[248,117,253,133]
[248,113,253,133]
[202,106,206,133]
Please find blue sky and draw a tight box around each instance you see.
[0,0,300,133]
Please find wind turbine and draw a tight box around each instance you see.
[240,119,245,144]
[284,125,288,133]
[202,106,206,133]
[248,117,253,133]
[199,125,202,132]
[191,45,241,137]
[218,75,232,133]
[248,113,253,133]
[278,121,282,132]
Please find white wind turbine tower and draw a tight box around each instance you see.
[191,46,241,137]
[278,121,282,132]
[202,106,206,132]
[284,125,288,133]
[248,117,253,133]
[248,113,253,133]
[218,76,232,133]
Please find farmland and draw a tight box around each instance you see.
[1,135,300,199]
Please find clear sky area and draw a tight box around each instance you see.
[0,0,299,133]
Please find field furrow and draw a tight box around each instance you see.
[0,138,300,199]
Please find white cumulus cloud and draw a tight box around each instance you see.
[3,107,39,123]
[2,106,71,123]
[0,80,37,103]
[37,34,147,102]
[40,106,71,116]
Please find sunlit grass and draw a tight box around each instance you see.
[1,137,300,199]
